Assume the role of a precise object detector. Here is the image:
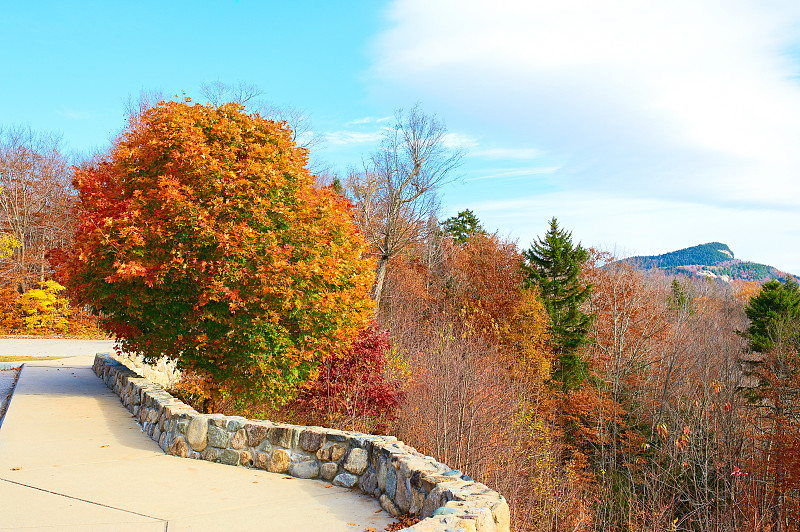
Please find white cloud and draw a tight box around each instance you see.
[371,0,800,209]
[345,116,393,126]
[441,132,479,149]
[465,166,559,182]
[323,129,386,146]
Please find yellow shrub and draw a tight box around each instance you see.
[20,280,71,334]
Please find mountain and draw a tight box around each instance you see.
[624,242,798,283]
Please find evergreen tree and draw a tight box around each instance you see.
[441,209,485,244]
[522,217,593,389]
[745,278,800,355]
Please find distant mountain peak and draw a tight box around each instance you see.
[623,242,796,283]
[627,242,735,269]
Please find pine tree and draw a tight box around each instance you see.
[522,217,593,388]
[441,209,485,244]
[745,278,800,355]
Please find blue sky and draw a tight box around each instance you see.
[4,0,800,273]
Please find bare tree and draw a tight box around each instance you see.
[348,104,463,307]
[0,126,75,290]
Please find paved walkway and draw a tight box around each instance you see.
[0,338,116,357]
[0,349,394,531]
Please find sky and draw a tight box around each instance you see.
[3,0,800,273]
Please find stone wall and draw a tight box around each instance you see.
[93,354,510,532]
[114,352,181,388]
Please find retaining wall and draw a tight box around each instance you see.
[93,354,510,532]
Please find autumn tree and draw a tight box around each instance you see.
[523,217,593,389]
[59,99,374,407]
[348,104,463,307]
[0,126,75,290]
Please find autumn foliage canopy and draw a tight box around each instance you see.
[60,99,374,402]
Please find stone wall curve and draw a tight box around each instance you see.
[93,354,510,532]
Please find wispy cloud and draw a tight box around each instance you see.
[372,0,800,209]
[465,166,559,182]
[345,115,393,126]
[441,132,479,150]
[371,0,800,272]
[323,130,386,146]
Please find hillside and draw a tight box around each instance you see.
[624,242,797,283]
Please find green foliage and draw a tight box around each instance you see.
[441,209,485,244]
[744,278,800,354]
[19,280,70,333]
[60,99,374,405]
[629,242,734,268]
[668,278,692,315]
[522,217,593,389]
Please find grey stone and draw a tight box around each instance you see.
[379,494,400,516]
[288,459,319,479]
[320,462,338,481]
[267,449,290,473]
[269,426,293,448]
[396,475,411,513]
[377,459,387,491]
[344,448,369,475]
[230,428,247,450]
[386,465,397,498]
[186,416,208,452]
[359,467,378,495]
[200,447,220,462]
[333,472,359,488]
[299,429,325,452]
[226,417,246,431]
[423,486,448,518]
[220,449,240,466]
[245,423,270,447]
[207,425,230,448]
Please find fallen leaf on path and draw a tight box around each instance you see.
[11,467,20,471]
[282,476,293,479]
[324,484,333,488]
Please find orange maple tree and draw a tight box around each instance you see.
[58,99,374,405]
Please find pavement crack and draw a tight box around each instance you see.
[0,476,169,528]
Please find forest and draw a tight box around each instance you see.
[1,94,799,532]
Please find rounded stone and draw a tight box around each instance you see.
[186,416,209,452]
[333,472,359,488]
[288,459,319,479]
[267,449,290,473]
[320,462,338,481]
[344,448,369,475]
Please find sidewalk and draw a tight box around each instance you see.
[0,354,394,531]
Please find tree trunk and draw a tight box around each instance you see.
[371,255,389,310]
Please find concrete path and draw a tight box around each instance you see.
[0,351,394,531]
[0,338,117,358]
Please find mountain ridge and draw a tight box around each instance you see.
[623,242,798,283]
